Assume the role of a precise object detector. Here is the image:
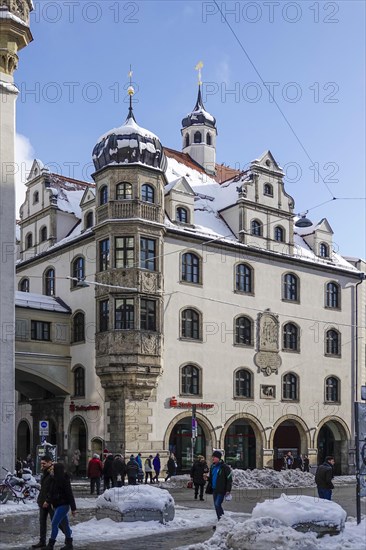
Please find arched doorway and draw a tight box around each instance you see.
[17,420,31,461]
[224,420,256,469]
[168,417,206,473]
[69,417,87,476]
[273,420,301,471]
[91,437,103,457]
[317,420,349,475]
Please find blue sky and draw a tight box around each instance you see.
[15,0,365,258]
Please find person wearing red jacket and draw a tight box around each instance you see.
[87,453,103,495]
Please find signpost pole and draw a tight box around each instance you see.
[191,404,197,466]
[354,402,361,524]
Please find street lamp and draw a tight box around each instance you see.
[66,276,137,292]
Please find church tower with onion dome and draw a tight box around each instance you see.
[0,0,33,472]
[181,62,217,175]
[92,77,167,455]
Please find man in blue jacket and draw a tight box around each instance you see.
[206,450,232,522]
[315,456,335,500]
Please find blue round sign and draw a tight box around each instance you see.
[41,421,48,428]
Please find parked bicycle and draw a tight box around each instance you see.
[0,467,40,504]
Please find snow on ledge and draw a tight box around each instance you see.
[96,485,175,514]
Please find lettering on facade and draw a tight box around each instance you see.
[69,401,100,412]
[255,311,281,375]
[169,397,214,409]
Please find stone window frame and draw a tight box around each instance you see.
[85,211,94,229]
[234,262,254,295]
[180,250,202,286]
[319,242,329,258]
[274,225,285,243]
[324,375,341,404]
[31,320,51,341]
[98,298,109,333]
[19,277,30,293]
[264,183,273,197]
[180,306,202,342]
[114,296,135,330]
[325,281,341,310]
[72,311,85,344]
[179,363,202,397]
[99,185,108,205]
[233,368,253,399]
[116,181,133,200]
[176,206,189,224]
[233,314,254,347]
[281,371,299,401]
[25,232,33,250]
[141,183,155,204]
[282,272,300,303]
[251,219,263,237]
[282,321,300,353]
[71,255,85,288]
[43,266,56,296]
[325,327,341,357]
[39,226,47,243]
[72,365,85,398]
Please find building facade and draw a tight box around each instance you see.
[15,85,364,475]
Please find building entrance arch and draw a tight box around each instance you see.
[224,419,256,470]
[69,416,87,476]
[17,420,31,461]
[272,418,307,471]
[317,418,350,475]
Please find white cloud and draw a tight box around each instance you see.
[15,133,34,217]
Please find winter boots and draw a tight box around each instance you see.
[60,538,74,550]
[44,540,56,550]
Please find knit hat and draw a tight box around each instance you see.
[212,450,222,459]
[93,453,100,459]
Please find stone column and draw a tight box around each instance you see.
[0,0,33,472]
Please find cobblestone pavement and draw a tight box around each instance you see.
[0,484,363,550]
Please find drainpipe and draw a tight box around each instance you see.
[354,272,365,524]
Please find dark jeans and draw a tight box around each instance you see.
[153,471,160,482]
[317,487,332,500]
[90,477,101,495]
[128,477,137,485]
[38,506,67,544]
[194,482,205,499]
[213,492,225,520]
[104,476,114,490]
[145,472,153,483]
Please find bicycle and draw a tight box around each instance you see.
[0,467,40,504]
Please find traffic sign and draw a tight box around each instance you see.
[39,420,49,436]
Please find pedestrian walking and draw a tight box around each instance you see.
[205,451,232,525]
[112,454,126,487]
[71,449,81,477]
[315,455,335,500]
[26,454,34,473]
[190,455,209,501]
[144,455,153,484]
[103,453,114,490]
[87,453,103,495]
[303,454,310,473]
[31,454,67,550]
[126,455,139,485]
[165,453,177,481]
[152,453,161,483]
[15,457,22,478]
[284,451,294,469]
[136,453,144,484]
[43,462,76,549]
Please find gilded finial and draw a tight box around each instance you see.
[195,61,204,86]
[126,65,135,121]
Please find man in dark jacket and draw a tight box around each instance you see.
[126,455,139,485]
[103,453,114,490]
[31,455,66,549]
[190,455,209,500]
[206,451,232,522]
[87,453,103,495]
[112,454,126,487]
[315,456,335,500]
[152,453,161,483]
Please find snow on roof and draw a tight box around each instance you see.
[97,116,159,143]
[54,188,84,218]
[15,292,70,313]
[293,233,358,272]
[0,8,28,26]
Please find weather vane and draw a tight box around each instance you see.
[195,61,203,86]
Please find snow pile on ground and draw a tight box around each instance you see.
[160,475,192,488]
[96,485,174,513]
[333,475,356,485]
[231,468,315,488]
[252,494,346,530]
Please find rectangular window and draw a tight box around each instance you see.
[115,298,134,329]
[99,299,109,332]
[115,237,134,268]
[31,321,50,341]
[99,239,110,271]
[140,299,156,331]
[140,237,156,271]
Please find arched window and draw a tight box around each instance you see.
[116,182,132,200]
[85,211,94,229]
[40,226,47,242]
[33,191,39,204]
[181,365,200,395]
[274,226,285,243]
[73,312,85,343]
[283,273,299,301]
[100,185,108,205]
[235,263,253,293]
[325,376,340,402]
[206,133,212,145]
[72,257,85,287]
[44,268,55,296]
[235,316,253,346]
[73,366,85,397]
[326,282,340,308]
[25,233,33,249]
[235,369,252,398]
[251,220,262,236]
[194,131,202,143]
[141,183,155,204]
[185,134,190,147]
[181,308,201,340]
[181,252,201,284]
[282,373,298,400]
[19,278,30,293]
[283,323,299,351]
[264,183,273,196]
[319,242,329,258]
[176,207,189,223]
[326,329,341,356]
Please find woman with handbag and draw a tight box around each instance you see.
[190,455,209,500]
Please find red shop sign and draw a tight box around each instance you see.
[70,401,100,412]
[169,396,214,409]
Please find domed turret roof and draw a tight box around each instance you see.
[182,86,216,129]
[92,106,167,173]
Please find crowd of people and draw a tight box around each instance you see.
[282,451,310,472]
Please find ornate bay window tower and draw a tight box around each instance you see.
[92,89,167,453]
